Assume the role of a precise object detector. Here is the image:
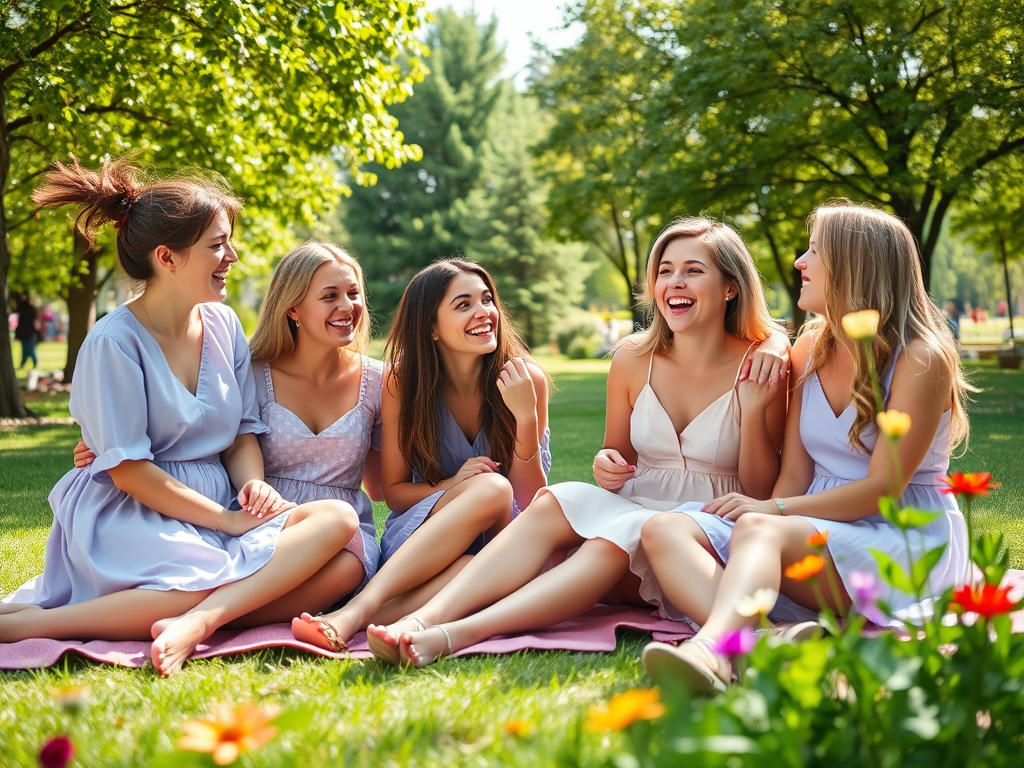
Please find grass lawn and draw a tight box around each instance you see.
[0,355,1021,766]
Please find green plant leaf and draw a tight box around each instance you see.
[911,543,948,589]
[871,549,915,595]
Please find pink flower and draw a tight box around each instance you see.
[849,570,887,625]
[712,626,755,658]
[39,736,74,768]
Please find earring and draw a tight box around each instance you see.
[431,333,438,341]
[293,318,300,327]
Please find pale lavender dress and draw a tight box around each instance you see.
[379,400,552,562]
[22,303,289,609]
[672,359,970,626]
[253,358,383,590]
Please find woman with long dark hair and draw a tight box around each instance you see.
[292,258,551,653]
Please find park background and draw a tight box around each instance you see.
[1,1,1023,765]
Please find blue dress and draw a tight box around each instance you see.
[379,400,552,562]
[253,358,383,590]
[33,303,289,608]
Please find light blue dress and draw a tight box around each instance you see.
[253,358,383,590]
[32,302,289,608]
[671,359,970,626]
[379,400,552,562]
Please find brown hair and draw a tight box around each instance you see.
[384,258,546,486]
[802,200,972,452]
[250,241,370,363]
[632,217,781,355]
[32,155,242,281]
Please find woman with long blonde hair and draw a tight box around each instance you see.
[292,258,552,653]
[370,217,792,667]
[641,201,972,694]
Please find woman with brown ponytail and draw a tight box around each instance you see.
[0,157,361,676]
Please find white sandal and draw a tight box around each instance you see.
[368,614,426,665]
[642,636,731,695]
[404,624,453,668]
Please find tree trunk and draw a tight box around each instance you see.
[64,231,99,384]
[1000,232,1016,345]
[0,86,32,417]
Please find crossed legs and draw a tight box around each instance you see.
[0,499,360,675]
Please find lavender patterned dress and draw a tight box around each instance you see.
[254,358,383,589]
[379,400,552,562]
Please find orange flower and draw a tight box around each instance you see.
[178,701,280,765]
[938,473,999,499]
[784,554,825,582]
[952,583,1020,619]
[586,689,665,731]
[504,719,535,737]
[807,530,829,548]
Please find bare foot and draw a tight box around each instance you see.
[367,616,426,664]
[150,614,209,676]
[0,604,42,642]
[399,625,453,668]
[291,613,347,652]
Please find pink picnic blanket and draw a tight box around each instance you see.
[0,604,693,670]
[4,570,1023,672]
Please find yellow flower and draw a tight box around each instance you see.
[51,685,90,713]
[736,587,779,617]
[178,701,280,765]
[841,310,880,340]
[876,410,912,439]
[504,719,535,737]
[586,688,665,732]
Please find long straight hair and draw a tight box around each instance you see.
[802,200,972,452]
[632,217,781,356]
[384,258,542,486]
[250,241,370,363]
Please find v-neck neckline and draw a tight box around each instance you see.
[810,371,855,420]
[264,357,366,437]
[441,398,483,448]
[639,382,733,439]
[125,303,208,399]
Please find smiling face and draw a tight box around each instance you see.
[172,210,237,303]
[795,224,826,314]
[288,259,363,350]
[654,236,735,334]
[433,271,499,355]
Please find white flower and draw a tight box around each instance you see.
[736,587,779,618]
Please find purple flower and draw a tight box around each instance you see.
[39,735,73,768]
[712,626,755,658]
[849,570,888,626]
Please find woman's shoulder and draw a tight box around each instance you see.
[893,337,952,384]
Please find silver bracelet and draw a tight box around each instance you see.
[773,497,785,515]
[513,444,541,462]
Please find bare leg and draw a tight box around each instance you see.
[226,550,365,629]
[639,512,726,626]
[0,590,209,643]
[150,499,358,674]
[371,555,474,627]
[397,538,633,667]
[293,473,514,649]
[365,490,583,653]
[694,513,849,642]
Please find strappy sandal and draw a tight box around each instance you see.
[642,636,730,695]
[314,615,348,653]
[404,624,453,668]
[368,614,426,665]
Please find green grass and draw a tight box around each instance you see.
[0,356,1021,766]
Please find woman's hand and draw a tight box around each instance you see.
[74,439,96,469]
[440,456,501,492]
[593,449,636,492]
[702,492,780,521]
[497,357,538,423]
[740,338,790,384]
[237,479,296,519]
[737,367,787,415]
[219,508,291,537]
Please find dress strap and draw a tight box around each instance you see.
[262,363,276,403]
[732,342,760,387]
[647,352,655,384]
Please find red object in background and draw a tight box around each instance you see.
[938,472,1000,499]
[952,583,1019,618]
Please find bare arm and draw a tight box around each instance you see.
[362,448,385,503]
[592,344,642,491]
[504,361,550,510]
[736,358,789,499]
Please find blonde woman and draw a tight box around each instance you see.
[641,201,972,694]
[371,217,791,666]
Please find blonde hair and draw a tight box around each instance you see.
[631,217,781,356]
[801,200,972,452]
[250,240,370,363]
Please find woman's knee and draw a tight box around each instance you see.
[461,472,514,522]
[298,500,360,546]
[640,512,684,553]
[730,513,781,546]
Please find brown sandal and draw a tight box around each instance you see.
[314,616,348,653]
